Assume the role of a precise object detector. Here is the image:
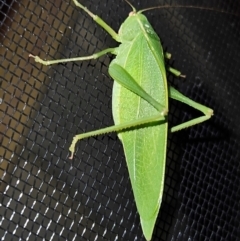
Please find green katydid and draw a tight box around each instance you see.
[29,0,214,240]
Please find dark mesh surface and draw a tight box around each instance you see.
[1,0,240,240]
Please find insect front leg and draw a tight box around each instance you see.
[29,48,117,66]
[69,113,166,159]
[72,0,119,41]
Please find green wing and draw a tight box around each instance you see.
[110,14,168,240]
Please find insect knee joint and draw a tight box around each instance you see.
[161,108,168,116]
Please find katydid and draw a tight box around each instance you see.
[29,0,213,240]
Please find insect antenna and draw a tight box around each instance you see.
[138,5,238,17]
[124,0,136,12]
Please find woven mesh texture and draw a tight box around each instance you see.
[1,0,240,240]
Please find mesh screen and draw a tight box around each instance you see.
[1,0,240,240]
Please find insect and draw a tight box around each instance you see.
[29,0,214,240]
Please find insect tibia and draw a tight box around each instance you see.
[69,113,166,158]
[170,86,213,133]
[29,48,117,66]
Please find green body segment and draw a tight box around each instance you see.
[110,13,168,239]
